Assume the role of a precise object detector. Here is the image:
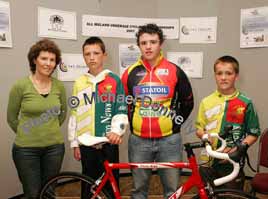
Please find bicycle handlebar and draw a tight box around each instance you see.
[202,133,240,186]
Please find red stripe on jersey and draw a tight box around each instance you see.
[140,117,162,138]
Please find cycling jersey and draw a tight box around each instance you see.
[195,90,260,162]
[121,54,194,138]
[68,70,127,147]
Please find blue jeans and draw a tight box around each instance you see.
[128,133,183,199]
[12,143,65,199]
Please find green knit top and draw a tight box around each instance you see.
[7,76,67,147]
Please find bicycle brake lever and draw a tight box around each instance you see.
[229,143,249,163]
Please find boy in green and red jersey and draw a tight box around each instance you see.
[195,55,260,190]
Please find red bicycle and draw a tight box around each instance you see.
[39,133,258,199]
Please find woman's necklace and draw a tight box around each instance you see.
[31,75,52,94]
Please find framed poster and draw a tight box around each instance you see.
[38,7,77,40]
[119,43,140,76]
[180,17,217,44]
[57,53,87,81]
[167,52,203,78]
[0,0,12,48]
[240,7,268,48]
[82,15,179,39]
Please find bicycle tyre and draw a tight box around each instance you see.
[192,188,259,199]
[39,171,112,199]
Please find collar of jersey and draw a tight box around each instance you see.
[215,89,239,100]
[139,51,164,71]
[85,69,111,84]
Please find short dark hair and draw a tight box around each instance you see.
[136,23,164,46]
[214,55,239,74]
[27,39,61,74]
[82,36,106,53]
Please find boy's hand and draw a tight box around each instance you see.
[106,132,122,145]
[219,146,238,163]
[73,147,81,161]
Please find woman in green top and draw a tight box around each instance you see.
[7,39,67,199]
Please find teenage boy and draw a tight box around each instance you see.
[122,24,194,199]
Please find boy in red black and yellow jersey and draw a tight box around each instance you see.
[122,24,194,199]
[195,55,260,190]
[121,52,193,138]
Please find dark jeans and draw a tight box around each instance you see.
[12,143,65,199]
[80,144,119,199]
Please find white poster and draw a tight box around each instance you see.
[82,15,179,39]
[57,53,88,81]
[0,1,12,48]
[167,52,203,78]
[38,7,77,40]
[119,43,140,76]
[240,7,268,48]
[180,17,217,43]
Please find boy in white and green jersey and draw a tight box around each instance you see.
[68,37,128,198]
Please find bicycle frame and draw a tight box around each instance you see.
[91,144,209,199]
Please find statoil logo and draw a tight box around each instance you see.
[134,85,169,96]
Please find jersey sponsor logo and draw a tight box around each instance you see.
[156,68,169,75]
[133,85,169,96]
[225,125,242,146]
[139,107,162,117]
[104,84,113,93]
[100,103,112,134]
[118,105,127,111]
[235,106,245,115]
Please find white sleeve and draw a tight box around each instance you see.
[110,114,129,136]
[68,115,79,148]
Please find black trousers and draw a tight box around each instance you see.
[80,144,119,198]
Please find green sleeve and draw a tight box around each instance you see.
[114,78,128,115]
[244,102,260,136]
[7,82,23,133]
[58,82,67,125]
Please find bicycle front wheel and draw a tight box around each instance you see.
[39,171,112,199]
[192,188,259,199]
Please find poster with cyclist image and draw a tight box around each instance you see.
[0,1,12,48]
